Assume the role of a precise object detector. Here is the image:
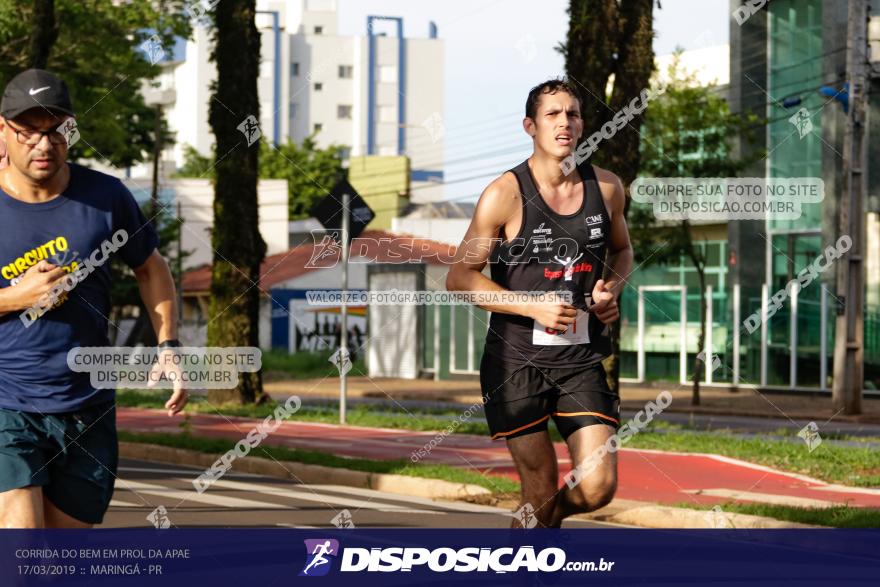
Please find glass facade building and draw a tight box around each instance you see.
[423,0,879,394]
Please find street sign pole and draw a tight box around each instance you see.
[340,191,349,425]
[311,178,373,426]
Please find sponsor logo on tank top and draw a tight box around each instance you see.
[585,213,603,225]
[531,222,553,253]
[585,225,605,248]
[532,222,552,235]
[542,251,594,281]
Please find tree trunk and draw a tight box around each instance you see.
[206,0,267,405]
[691,270,706,406]
[27,0,57,69]
[564,0,655,393]
[683,222,705,407]
[562,0,619,144]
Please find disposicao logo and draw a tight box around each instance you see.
[300,539,340,577]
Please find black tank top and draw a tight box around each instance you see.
[483,159,612,367]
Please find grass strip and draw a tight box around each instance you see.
[117,429,520,494]
[674,501,880,529]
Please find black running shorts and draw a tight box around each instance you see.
[480,354,620,441]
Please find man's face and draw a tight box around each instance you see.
[525,90,583,159]
[0,108,70,182]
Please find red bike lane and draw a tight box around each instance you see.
[117,407,880,509]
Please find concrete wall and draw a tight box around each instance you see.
[348,155,409,230]
[123,178,289,270]
[391,217,470,246]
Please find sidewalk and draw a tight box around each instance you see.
[117,407,880,510]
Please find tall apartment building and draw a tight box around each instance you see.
[146,0,444,203]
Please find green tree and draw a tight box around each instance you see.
[206,0,266,405]
[27,0,58,68]
[175,137,346,220]
[630,54,764,403]
[110,202,191,345]
[0,0,191,167]
[560,0,656,393]
[174,144,215,178]
[260,136,345,219]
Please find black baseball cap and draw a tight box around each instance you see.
[1,69,75,120]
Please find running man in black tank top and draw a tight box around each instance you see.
[447,79,633,528]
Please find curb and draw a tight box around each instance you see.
[121,442,826,529]
[601,505,821,529]
[119,441,491,501]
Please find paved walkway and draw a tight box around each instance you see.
[117,407,880,510]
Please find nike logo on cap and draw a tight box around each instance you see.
[28,86,50,96]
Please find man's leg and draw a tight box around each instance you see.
[551,424,617,526]
[44,496,93,528]
[41,402,118,528]
[506,429,559,528]
[0,487,44,528]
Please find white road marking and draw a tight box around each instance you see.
[306,484,512,514]
[185,477,444,515]
[118,479,292,510]
[109,499,140,508]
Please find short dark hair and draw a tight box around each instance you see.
[525,78,581,120]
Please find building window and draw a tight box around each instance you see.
[314,123,322,133]
[314,82,323,91]
[337,105,352,119]
[379,65,396,83]
[289,102,298,119]
[291,62,300,76]
[338,65,353,79]
[379,105,395,123]
[314,25,323,34]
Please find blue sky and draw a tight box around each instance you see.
[336,0,730,202]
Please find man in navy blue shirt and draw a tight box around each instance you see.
[0,69,186,528]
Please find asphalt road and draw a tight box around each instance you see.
[105,459,625,529]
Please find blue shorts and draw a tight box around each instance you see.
[0,400,117,524]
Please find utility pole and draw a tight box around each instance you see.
[339,191,349,425]
[832,0,869,414]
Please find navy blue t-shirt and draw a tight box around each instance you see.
[0,163,158,413]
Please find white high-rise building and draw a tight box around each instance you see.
[147,0,444,202]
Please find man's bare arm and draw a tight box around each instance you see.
[597,168,633,299]
[446,174,578,332]
[132,249,178,343]
[0,262,67,317]
[133,249,186,416]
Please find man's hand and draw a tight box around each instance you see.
[528,294,578,333]
[14,261,67,310]
[147,348,188,417]
[590,279,619,324]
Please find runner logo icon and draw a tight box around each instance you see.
[300,538,340,577]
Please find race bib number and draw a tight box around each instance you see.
[532,309,590,345]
